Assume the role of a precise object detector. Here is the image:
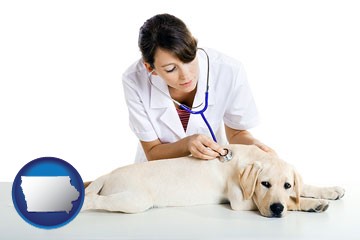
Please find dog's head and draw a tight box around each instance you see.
[239,158,302,218]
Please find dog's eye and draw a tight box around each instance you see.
[284,182,292,189]
[261,181,271,188]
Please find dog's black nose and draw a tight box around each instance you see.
[270,203,284,217]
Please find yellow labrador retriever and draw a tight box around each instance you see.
[83,144,345,217]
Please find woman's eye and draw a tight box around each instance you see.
[165,66,176,73]
[261,181,271,188]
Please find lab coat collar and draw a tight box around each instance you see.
[150,75,173,109]
[148,75,183,138]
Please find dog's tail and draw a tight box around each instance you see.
[82,175,108,211]
[84,181,92,189]
[85,175,108,195]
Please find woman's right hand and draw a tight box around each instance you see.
[185,134,226,160]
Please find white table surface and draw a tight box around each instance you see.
[1,182,359,240]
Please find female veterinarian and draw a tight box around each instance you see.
[122,13,273,163]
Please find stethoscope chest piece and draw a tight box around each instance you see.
[219,148,233,162]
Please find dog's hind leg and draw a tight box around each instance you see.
[83,191,153,213]
[301,184,345,200]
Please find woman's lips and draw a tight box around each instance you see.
[180,80,193,87]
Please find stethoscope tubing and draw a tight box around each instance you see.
[148,48,217,142]
[179,92,217,142]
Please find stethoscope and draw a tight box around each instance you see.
[147,48,232,162]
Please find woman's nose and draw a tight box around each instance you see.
[178,64,191,80]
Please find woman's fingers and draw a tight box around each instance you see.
[254,142,277,155]
[188,134,225,160]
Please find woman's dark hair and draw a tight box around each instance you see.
[138,13,198,69]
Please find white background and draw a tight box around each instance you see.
[1,0,359,186]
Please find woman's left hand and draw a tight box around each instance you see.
[254,142,277,155]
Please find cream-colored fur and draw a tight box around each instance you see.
[83,144,345,217]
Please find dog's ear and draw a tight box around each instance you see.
[239,162,262,200]
[293,169,303,207]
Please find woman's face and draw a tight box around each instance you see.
[146,48,199,93]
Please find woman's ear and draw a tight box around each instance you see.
[144,62,157,75]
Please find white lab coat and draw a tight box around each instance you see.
[122,48,259,163]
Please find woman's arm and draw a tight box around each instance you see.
[225,125,274,153]
[141,134,226,161]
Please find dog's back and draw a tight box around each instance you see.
[87,156,232,207]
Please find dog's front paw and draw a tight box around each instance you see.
[323,186,345,200]
[299,198,329,213]
[333,187,345,200]
[307,199,330,213]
